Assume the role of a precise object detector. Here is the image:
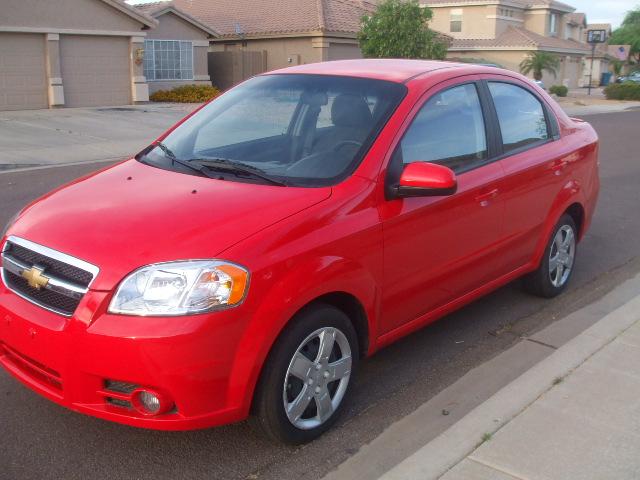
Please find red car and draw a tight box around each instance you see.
[0,60,598,444]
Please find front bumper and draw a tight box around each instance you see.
[0,282,252,430]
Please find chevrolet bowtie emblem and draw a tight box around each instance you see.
[21,266,49,290]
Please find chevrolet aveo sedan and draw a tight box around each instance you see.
[0,60,599,444]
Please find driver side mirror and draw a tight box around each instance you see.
[396,162,457,198]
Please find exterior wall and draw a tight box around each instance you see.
[524,10,549,36]
[1,0,143,33]
[210,36,321,71]
[582,57,606,87]
[429,5,497,39]
[327,41,363,61]
[145,12,212,93]
[494,7,526,36]
[145,12,209,41]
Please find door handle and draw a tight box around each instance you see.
[551,160,568,175]
[475,188,499,207]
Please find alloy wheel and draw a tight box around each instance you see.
[283,327,352,430]
[549,224,576,288]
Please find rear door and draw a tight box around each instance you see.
[378,78,506,334]
[482,78,564,272]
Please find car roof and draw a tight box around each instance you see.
[267,59,493,83]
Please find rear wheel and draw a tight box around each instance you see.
[253,304,358,444]
[523,214,577,298]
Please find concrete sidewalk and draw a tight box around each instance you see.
[379,283,640,480]
[440,317,640,479]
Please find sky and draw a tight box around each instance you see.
[576,0,636,29]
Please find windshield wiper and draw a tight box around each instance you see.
[187,158,288,186]
[151,142,219,179]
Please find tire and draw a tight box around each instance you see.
[523,214,578,298]
[253,303,359,444]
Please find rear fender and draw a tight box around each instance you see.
[531,180,585,268]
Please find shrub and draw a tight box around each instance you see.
[604,82,640,100]
[150,84,221,103]
[549,85,568,97]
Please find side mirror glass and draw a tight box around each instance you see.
[396,162,457,198]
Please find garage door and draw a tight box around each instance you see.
[0,33,47,111]
[60,35,131,107]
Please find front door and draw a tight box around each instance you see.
[378,80,505,334]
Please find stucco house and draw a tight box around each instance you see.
[134,2,217,93]
[424,0,591,88]
[158,0,376,88]
[0,0,158,110]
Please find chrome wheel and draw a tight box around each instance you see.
[283,327,352,430]
[549,225,575,288]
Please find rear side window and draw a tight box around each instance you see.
[488,82,549,153]
[399,83,488,173]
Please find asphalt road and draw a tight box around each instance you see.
[1,110,640,480]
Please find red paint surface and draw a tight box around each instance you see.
[0,60,599,430]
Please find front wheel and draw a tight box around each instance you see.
[253,304,358,444]
[523,214,577,298]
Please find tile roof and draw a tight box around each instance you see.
[134,0,219,35]
[134,0,377,38]
[451,26,590,52]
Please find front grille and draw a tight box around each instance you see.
[3,271,80,315]
[6,243,94,286]
[1,237,99,317]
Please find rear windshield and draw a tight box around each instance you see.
[138,74,406,187]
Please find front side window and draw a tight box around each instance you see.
[398,83,488,173]
[138,74,406,187]
[144,40,193,81]
[450,8,462,32]
[488,82,549,153]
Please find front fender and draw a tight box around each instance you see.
[225,255,379,415]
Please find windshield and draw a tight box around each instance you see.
[138,74,406,187]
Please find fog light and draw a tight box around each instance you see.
[131,388,173,416]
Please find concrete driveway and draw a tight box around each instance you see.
[0,103,200,170]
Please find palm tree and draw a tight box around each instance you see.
[519,51,560,81]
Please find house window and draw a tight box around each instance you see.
[549,13,558,35]
[144,40,193,81]
[450,9,462,32]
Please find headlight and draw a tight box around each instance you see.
[108,260,249,316]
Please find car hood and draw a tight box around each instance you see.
[8,160,331,290]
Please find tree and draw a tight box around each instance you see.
[519,51,560,81]
[358,0,447,60]
[612,59,624,77]
[609,7,640,65]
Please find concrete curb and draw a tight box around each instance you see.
[380,293,640,479]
